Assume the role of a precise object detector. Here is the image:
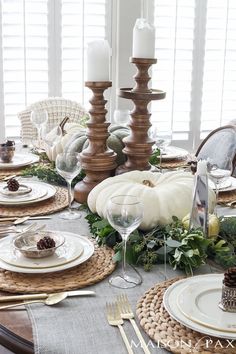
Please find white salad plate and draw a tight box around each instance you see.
[0,232,94,273]
[0,154,39,169]
[0,181,56,205]
[163,274,236,339]
[209,177,236,192]
[0,232,84,269]
[161,146,189,161]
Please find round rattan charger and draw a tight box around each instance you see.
[0,241,115,293]
[137,277,235,354]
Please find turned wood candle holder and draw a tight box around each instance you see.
[74,81,117,203]
[116,57,166,175]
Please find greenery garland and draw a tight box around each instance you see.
[85,211,236,275]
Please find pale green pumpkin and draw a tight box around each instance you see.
[64,125,130,166]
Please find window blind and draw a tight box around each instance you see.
[1,0,107,138]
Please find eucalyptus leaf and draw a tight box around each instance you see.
[166,239,182,248]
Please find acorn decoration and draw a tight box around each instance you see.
[37,236,56,250]
[7,178,20,192]
[219,267,236,312]
[223,267,236,287]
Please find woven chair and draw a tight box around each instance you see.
[195,125,236,173]
[18,97,88,145]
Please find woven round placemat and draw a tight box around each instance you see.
[0,241,115,293]
[161,160,187,169]
[218,189,236,205]
[0,167,25,178]
[137,277,235,354]
[0,186,68,217]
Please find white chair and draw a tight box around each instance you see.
[18,97,88,145]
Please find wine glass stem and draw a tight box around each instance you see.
[159,150,162,172]
[67,181,73,212]
[122,237,127,277]
[37,127,41,148]
[215,183,219,216]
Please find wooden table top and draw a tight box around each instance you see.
[0,291,33,354]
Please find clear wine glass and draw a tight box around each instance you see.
[208,157,233,213]
[55,153,81,220]
[106,195,143,289]
[150,127,172,172]
[30,110,48,149]
[113,109,130,126]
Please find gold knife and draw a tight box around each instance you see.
[0,290,95,302]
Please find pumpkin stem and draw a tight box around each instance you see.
[59,116,70,136]
[142,179,155,187]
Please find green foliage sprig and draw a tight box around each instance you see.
[86,212,236,275]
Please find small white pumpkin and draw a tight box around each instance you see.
[87,170,216,231]
[44,121,84,161]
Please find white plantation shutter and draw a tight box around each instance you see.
[2,0,48,137]
[1,0,107,138]
[61,0,107,107]
[201,0,236,139]
[152,0,195,146]
[153,0,236,150]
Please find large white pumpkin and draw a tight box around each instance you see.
[87,170,216,231]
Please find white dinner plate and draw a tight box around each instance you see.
[0,231,94,273]
[209,176,236,192]
[163,274,236,339]
[177,275,236,333]
[0,232,84,269]
[0,154,39,169]
[161,146,189,161]
[0,181,56,205]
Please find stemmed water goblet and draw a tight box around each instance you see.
[30,110,48,149]
[150,127,172,172]
[106,195,143,289]
[55,153,81,220]
[113,109,130,126]
[208,157,233,213]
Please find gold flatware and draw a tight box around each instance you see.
[0,290,95,303]
[0,292,67,310]
[117,294,150,354]
[0,174,17,182]
[106,302,134,354]
[0,216,52,224]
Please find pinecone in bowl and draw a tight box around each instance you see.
[219,267,236,312]
[7,178,20,192]
[37,236,56,250]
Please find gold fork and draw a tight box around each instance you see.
[106,302,134,354]
[117,294,150,354]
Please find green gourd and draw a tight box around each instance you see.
[64,125,130,166]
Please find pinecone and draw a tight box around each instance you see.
[37,236,56,250]
[223,267,236,287]
[7,178,20,192]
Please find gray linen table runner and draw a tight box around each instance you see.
[26,210,225,354]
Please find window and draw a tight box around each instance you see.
[0,0,108,138]
[152,0,236,150]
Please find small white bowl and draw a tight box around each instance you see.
[14,231,65,259]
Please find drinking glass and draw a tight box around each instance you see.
[56,153,81,220]
[30,110,48,148]
[208,157,233,213]
[150,127,172,172]
[106,195,143,289]
[113,109,130,126]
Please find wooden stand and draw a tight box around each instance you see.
[74,81,117,203]
[116,58,166,175]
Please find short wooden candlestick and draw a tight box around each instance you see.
[116,57,166,175]
[74,81,117,203]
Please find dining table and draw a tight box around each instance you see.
[0,200,234,354]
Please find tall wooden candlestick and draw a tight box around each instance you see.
[74,81,117,203]
[116,58,166,175]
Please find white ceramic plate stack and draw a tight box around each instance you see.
[0,180,56,206]
[163,274,236,339]
[0,154,39,169]
[0,231,94,274]
[209,177,236,192]
[161,146,189,161]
